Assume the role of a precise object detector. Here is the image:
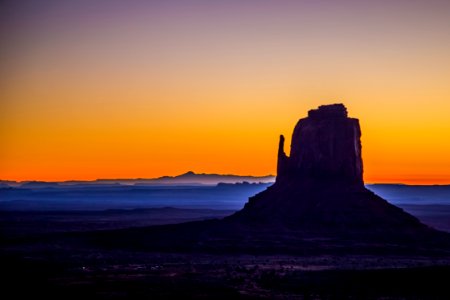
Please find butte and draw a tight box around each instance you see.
[94,104,450,254]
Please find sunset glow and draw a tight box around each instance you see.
[1,0,450,183]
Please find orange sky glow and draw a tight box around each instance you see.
[1,1,450,184]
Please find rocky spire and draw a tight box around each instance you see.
[277,135,288,180]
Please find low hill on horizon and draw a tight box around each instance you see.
[0,171,276,187]
[2,172,450,188]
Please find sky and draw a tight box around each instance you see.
[1,0,450,183]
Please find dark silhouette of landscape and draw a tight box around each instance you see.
[0,171,275,188]
[82,105,449,257]
[2,104,450,299]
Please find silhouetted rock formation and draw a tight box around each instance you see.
[277,104,363,186]
[91,104,450,255]
[229,104,434,236]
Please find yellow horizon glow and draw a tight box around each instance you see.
[1,1,450,184]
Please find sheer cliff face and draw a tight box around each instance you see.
[277,104,363,187]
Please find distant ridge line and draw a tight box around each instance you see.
[0,171,276,187]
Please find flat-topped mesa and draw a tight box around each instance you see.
[277,103,363,187]
[307,103,348,119]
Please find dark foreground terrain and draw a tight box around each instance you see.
[1,206,450,299]
[3,248,450,300]
[2,181,450,299]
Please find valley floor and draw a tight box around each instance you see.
[2,207,450,299]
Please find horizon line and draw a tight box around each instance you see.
[2,171,450,186]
